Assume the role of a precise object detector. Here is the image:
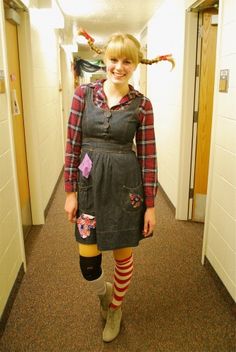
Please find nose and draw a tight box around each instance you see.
[115,60,123,70]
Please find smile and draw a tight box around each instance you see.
[113,73,125,78]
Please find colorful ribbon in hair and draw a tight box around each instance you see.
[158,54,175,70]
[78,28,95,43]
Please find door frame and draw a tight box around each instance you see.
[191,7,218,222]
[1,1,26,269]
[5,18,33,238]
[3,3,45,224]
[176,0,221,221]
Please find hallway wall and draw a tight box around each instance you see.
[59,47,74,143]
[147,0,185,207]
[202,0,236,301]
[28,9,64,212]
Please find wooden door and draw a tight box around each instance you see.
[5,19,32,238]
[192,8,218,221]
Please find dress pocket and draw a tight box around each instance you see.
[122,183,144,212]
[78,183,94,215]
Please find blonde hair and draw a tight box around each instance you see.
[78,28,175,69]
[104,33,143,66]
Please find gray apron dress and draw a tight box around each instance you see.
[75,87,147,251]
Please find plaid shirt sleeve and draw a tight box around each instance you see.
[136,97,158,208]
[64,85,86,192]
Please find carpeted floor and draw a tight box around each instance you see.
[0,178,235,352]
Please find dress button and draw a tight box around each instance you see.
[104,110,112,118]
[103,122,110,129]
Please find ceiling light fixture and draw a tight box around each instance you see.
[56,0,103,17]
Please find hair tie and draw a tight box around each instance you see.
[78,28,103,55]
[159,54,175,70]
[159,55,170,60]
[78,28,95,43]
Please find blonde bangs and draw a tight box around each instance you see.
[104,35,139,65]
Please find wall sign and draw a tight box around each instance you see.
[219,69,229,93]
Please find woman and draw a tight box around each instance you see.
[64,31,173,342]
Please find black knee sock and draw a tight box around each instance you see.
[79,254,106,295]
[79,254,102,281]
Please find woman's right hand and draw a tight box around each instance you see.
[64,192,78,223]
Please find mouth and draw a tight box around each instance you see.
[113,72,125,79]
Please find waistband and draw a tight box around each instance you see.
[81,139,133,154]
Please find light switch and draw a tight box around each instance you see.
[219,69,229,93]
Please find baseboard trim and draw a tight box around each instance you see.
[44,168,63,218]
[0,264,24,338]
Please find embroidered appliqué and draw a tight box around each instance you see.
[129,193,143,208]
[78,153,92,178]
[77,214,96,239]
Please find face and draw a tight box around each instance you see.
[105,56,136,85]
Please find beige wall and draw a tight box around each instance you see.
[59,47,74,142]
[147,0,185,206]
[29,10,64,211]
[202,0,236,301]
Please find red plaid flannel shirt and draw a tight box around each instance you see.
[64,80,158,207]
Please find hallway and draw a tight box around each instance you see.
[0,176,235,352]
[0,1,236,350]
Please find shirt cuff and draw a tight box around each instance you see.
[64,182,77,193]
[145,197,155,208]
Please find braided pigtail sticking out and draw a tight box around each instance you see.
[78,28,103,55]
[141,54,175,71]
[78,29,175,70]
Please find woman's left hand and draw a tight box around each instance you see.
[143,207,156,237]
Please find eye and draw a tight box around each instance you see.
[110,58,118,63]
[123,59,132,65]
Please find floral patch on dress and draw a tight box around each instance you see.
[78,153,92,178]
[129,193,143,208]
[77,214,96,239]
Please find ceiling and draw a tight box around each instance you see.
[56,0,163,59]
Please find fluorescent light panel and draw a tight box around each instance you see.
[57,0,103,16]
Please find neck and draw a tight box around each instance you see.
[103,80,129,99]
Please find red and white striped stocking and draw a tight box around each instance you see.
[110,254,134,310]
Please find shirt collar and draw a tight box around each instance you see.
[90,79,142,105]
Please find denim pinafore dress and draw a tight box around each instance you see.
[75,87,146,251]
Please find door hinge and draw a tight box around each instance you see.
[193,111,198,123]
[198,24,203,38]
[196,64,200,77]
[189,188,194,199]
